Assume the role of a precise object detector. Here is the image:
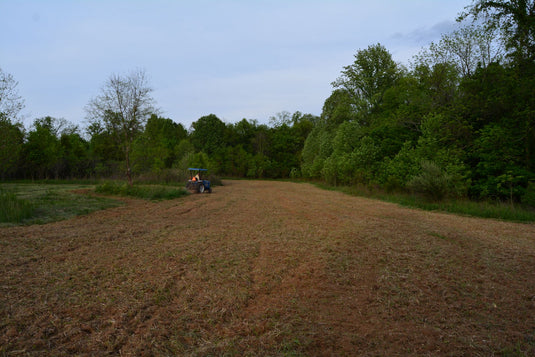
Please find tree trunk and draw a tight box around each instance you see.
[125,148,133,186]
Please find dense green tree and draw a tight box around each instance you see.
[320,89,357,128]
[459,62,535,172]
[301,124,335,178]
[458,2,535,199]
[188,151,211,170]
[0,117,24,179]
[144,114,187,150]
[381,74,430,133]
[414,113,471,196]
[250,124,272,177]
[190,114,226,155]
[268,123,300,177]
[303,45,405,185]
[413,62,460,111]
[251,123,271,157]
[220,145,250,177]
[86,120,123,178]
[246,153,271,178]
[58,130,90,178]
[332,43,401,125]
[469,122,531,201]
[23,117,63,179]
[226,118,258,153]
[290,111,316,144]
[379,142,420,190]
[131,115,187,174]
[266,112,317,178]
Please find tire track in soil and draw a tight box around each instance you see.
[1,180,535,355]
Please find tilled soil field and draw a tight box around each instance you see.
[1,180,535,356]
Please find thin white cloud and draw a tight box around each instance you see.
[391,20,461,45]
[1,0,470,128]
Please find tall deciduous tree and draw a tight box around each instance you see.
[320,89,358,128]
[85,69,156,185]
[332,43,400,125]
[131,115,187,173]
[415,24,504,77]
[460,0,535,62]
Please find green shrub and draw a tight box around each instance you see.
[522,182,535,207]
[95,182,188,200]
[95,181,127,195]
[128,185,188,200]
[379,142,420,188]
[289,167,301,179]
[407,160,453,201]
[321,156,338,185]
[0,189,35,223]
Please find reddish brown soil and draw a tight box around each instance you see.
[1,180,535,356]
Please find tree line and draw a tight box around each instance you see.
[301,0,535,204]
[1,0,534,205]
[0,106,316,183]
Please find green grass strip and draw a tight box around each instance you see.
[313,182,535,223]
[95,181,188,200]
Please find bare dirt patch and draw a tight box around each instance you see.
[1,180,534,355]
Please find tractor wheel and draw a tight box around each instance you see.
[198,184,205,193]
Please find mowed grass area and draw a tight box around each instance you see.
[1,180,535,355]
[0,183,122,226]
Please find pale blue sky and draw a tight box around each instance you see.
[1,0,470,129]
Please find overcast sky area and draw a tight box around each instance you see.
[1,0,471,130]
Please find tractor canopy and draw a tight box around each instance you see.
[188,168,208,179]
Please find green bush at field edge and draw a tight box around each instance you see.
[95,181,188,200]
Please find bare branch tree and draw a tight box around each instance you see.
[414,23,505,77]
[85,69,157,185]
[0,67,25,122]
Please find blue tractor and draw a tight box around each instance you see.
[186,168,212,193]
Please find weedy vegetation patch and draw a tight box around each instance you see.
[95,181,189,200]
[0,183,122,226]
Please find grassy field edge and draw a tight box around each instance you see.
[0,183,122,226]
[310,181,535,223]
